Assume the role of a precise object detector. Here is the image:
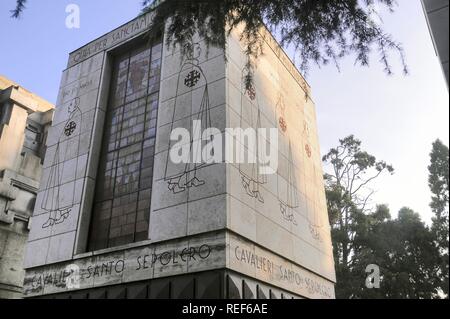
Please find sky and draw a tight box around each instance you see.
[0,0,448,223]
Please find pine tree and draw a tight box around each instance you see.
[11,0,26,18]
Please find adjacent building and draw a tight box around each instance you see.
[0,76,54,298]
[22,12,336,299]
[422,0,449,86]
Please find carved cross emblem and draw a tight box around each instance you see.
[246,86,256,101]
[279,117,287,133]
[184,70,201,88]
[64,121,77,137]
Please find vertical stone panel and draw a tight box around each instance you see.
[25,52,105,268]
[225,26,336,284]
[149,39,227,243]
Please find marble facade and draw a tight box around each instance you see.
[23,12,336,299]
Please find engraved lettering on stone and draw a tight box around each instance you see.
[24,243,214,295]
[234,246,333,299]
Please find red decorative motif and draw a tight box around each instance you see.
[305,144,312,158]
[279,117,287,133]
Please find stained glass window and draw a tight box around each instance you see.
[88,40,162,251]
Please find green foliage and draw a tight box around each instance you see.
[373,208,441,299]
[323,135,394,298]
[12,0,408,87]
[11,0,27,18]
[323,135,394,223]
[428,139,449,297]
[324,136,441,299]
[141,0,407,87]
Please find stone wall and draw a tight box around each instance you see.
[224,25,335,283]
[23,12,335,299]
[0,76,54,298]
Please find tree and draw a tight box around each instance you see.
[324,136,443,299]
[322,135,394,298]
[372,208,440,299]
[332,204,391,298]
[12,0,408,87]
[11,0,26,18]
[428,139,449,297]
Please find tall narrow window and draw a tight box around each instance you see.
[88,40,162,251]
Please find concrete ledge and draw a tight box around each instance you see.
[0,182,17,200]
[0,211,14,224]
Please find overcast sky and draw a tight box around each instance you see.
[1,0,448,223]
